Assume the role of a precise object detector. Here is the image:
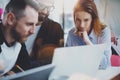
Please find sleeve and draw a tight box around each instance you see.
[53,22,64,46]
[66,30,74,47]
[37,20,64,45]
[54,22,64,41]
[99,27,112,69]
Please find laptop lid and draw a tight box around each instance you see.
[1,64,55,80]
[49,44,105,80]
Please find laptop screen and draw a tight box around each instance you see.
[1,64,55,80]
[49,44,105,80]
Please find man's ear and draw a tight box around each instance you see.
[6,12,16,26]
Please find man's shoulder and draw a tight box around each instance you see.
[47,18,61,25]
[42,18,62,29]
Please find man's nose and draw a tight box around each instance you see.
[30,26,35,34]
[42,8,49,14]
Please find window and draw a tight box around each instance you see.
[49,0,77,45]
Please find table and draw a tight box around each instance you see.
[96,67,120,80]
[49,67,120,80]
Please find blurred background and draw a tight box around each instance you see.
[0,0,120,44]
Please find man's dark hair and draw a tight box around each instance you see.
[4,0,39,19]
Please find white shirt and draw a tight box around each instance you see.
[0,42,21,76]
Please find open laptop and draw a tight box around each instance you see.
[49,44,106,80]
[1,64,55,80]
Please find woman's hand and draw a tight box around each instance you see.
[78,31,93,45]
[78,31,88,41]
[0,59,5,71]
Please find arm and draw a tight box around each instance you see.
[99,27,111,69]
[0,59,4,71]
[74,27,93,45]
[66,29,74,46]
[66,28,87,46]
[78,31,93,45]
[55,23,64,47]
[111,31,118,45]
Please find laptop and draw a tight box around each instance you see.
[49,44,106,80]
[1,64,55,80]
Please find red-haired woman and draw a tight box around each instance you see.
[66,0,111,69]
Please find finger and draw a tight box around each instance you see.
[78,32,84,38]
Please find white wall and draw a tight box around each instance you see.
[95,0,120,38]
[0,0,10,9]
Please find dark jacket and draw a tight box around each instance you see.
[31,18,64,61]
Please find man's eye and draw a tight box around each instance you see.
[26,23,34,27]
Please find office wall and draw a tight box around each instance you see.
[95,0,120,38]
[0,0,10,9]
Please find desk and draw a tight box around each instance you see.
[96,67,120,80]
[49,67,120,80]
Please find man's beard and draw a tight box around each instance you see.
[10,24,25,43]
[38,15,48,22]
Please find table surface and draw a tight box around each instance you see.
[96,67,120,80]
[49,67,120,80]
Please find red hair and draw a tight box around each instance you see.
[74,0,106,36]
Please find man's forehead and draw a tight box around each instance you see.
[33,0,54,7]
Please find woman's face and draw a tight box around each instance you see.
[74,11,92,33]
